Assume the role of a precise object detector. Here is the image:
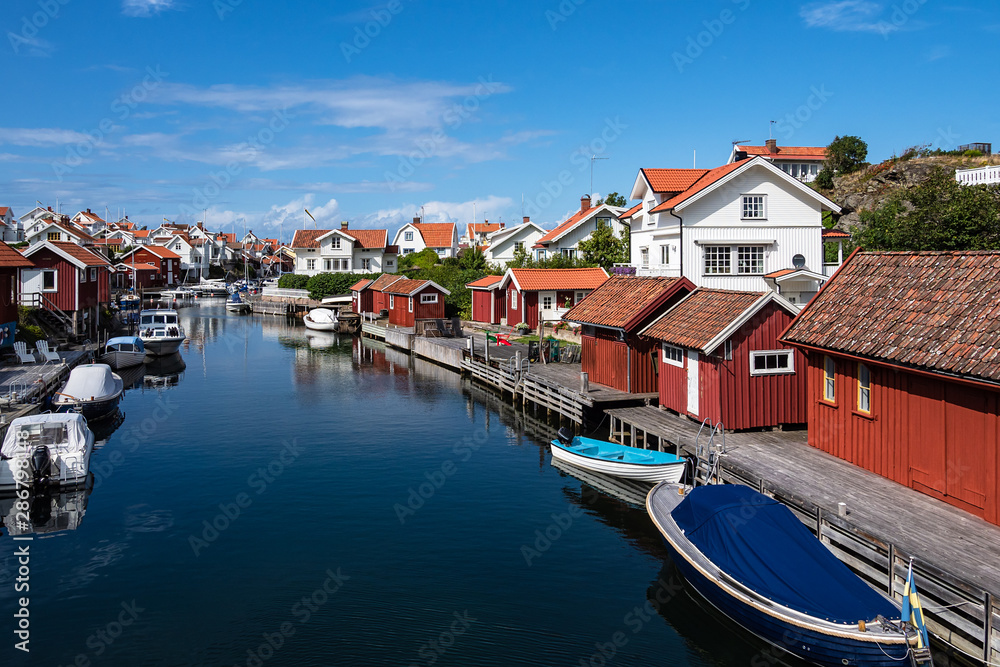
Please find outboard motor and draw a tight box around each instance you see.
[557,427,574,445]
[683,453,700,486]
[30,445,52,488]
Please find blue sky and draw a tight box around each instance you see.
[2,0,998,241]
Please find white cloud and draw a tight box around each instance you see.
[357,195,516,232]
[0,128,93,147]
[926,45,950,61]
[800,1,892,32]
[122,0,178,17]
[8,35,55,58]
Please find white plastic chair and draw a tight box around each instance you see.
[35,340,60,363]
[13,341,35,364]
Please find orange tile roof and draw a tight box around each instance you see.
[217,233,236,243]
[369,273,405,292]
[466,275,503,289]
[649,161,748,213]
[291,229,328,249]
[133,230,151,238]
[139,246,181,260]
[563,276,691,331]
[120,262,160,272]
[782,251,1000,384]
[763,269,797,279]
[508,267,608,291]
[536,206,601,245]
[384,278,433,296]
[822,228,851,239]
[0,207,8,216]
[42,220,95,243]
[77,210,104,223]
[738,145,826,161]
[47,241,112,267]
[641,168,709,193]
[467,222,502,237]
[344,229,387,249]
[643,289,766,350]
[350,279,374,292]
[413,223,455,248]
[0,242,33,268]
[619,203,643,220]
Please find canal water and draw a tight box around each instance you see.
[1,304,806,666]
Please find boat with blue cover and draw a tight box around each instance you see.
[647,483,921,666]
[226,290,251,314]
[98,335,146,369]
[551,428,686,483]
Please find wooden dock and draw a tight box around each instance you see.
[607,405,1000,665]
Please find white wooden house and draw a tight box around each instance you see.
[291,223,398,276]
[484,219,546,266]
[532,196,627,261]
[392,219,459,258]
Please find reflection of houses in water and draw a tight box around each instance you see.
[143,353,186,389]
[0,486,91,536]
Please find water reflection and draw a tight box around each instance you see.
[91,406,126,445]
[0,484,91,536]
[143,353,186,388]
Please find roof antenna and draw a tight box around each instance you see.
[590,155,609,198]
[769,120,776,140]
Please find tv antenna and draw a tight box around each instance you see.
[590,155,609,199]
[769,121,776,140]
[732,139,749,147]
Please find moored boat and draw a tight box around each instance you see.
[550,428,686,483]
[98,336,146,369]
[646,482,921,666]
[52,364,124,420]
[303,308,339,331]
[0,413,95,492]
[138,308,186,355]
[226,291,251,314]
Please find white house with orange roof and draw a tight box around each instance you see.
[483,217,546,266]
[291,222,398,276]
[463,221,503,246]
[25,215,95,247]
[392,218,459,258]
[155,232,209,280]
[70,209,106,235]
[728,139,827,182]
[625,156,841,306]
[0,206,21,242]
[531,196,627,261]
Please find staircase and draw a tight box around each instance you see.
[20,293,75,340]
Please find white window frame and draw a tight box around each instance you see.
[858,363,871,413]
[723,339,733,361]
[741,194,766,219]
[90,267,97,281]
[511,290,518,309]
[513,241,523,251]
[575,291,586,304]
[823,355,836,402]
[404,231,414,242]
[408,297,413,313]
[703,246,731,275]
[640,247,649,268]
[331,236,341,250]
[389,295,395,309]
[749,350,795,376]
[324,259,332,271]
[737,245,765,275]
[306,259,316,271]
[403,248,414,255]
[42,269,57,292]
[541,294,553,310]
[420,293,438,304]
[662,343,684,367]
[660,245,669,266]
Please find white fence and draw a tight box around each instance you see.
[956,165,1000,186]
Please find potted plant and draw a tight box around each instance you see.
[514,322,531,334]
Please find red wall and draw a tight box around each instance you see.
[386,288,446,327]
[26,249,80,311]
[581,331,659,393]
[386,292,410,327]
[805,351,999,524]
[130,248,175,285]
[657,353,688,415]
[471,290,494,324]
[354,289,373,315]
[0,270,18,323]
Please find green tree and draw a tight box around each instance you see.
[825,135,868,174]
[507,245,530,268]
[577,223,629,269]
[596,191,628,207]
[814,168,834,190]
[459,245,487,271]
[398,248,439,270]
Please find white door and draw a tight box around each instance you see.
[686,350,699,416]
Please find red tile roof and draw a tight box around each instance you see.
[0,207,8,216]
[384,278,435,296]
[619,202,643,220]
[0,242,33,268]
[641,168,709,193]
[649,161,748,213]
[47,241,113,267]
[291,229,328,249]
[507,267,608,292]
[763,269,797,279]
[467,222,502,237]
[350,279,374,292]
[563,276,692,331]
[413,223,455,248]
[781,251,1000,384]
[133,230,151,238]
[368,274,405,292]
[643,289,765,350]
[822,228,851,239]
[536,204,616,245]
[466,275,503,289]
[120,262,160,272]
[738,145,826,161]
[344,229,388,249]
[138,246,181,260]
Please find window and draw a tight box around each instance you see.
[47,232,60,241]
[662,344,684,367]
[542,295,553,309]
[791,164,800,178]
[742,195,766,219]
[331,237,341,250]
[403,248,414,255]
[361,258,372,271]
[704,246,731,275]
[324,259,332,271]
[750,350,794,375]
[575,291,586,303]
[389,295,395,309]
[561,248,577,259]
[723,339,733,361]
[420,293,438,304]
[660,245,669,266]
[514,241,523,251]
[408,297,413,313]
[511,290,518,309]
[404,231,413,242]
[174,243,181,251]
[810,164,819,176]
[858,363,871,413]
[596,217,610,228]
[90,268,97,281]
[79,267,86,283]
[386,259,394,267]
[737,246,765,274]
[42,270,56,291]
[823,356,836,402]
[640,247,649,268]
[306,259,316,271]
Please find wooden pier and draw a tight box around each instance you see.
[607,405,1000,665]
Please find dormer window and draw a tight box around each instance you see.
[741,195,766,219]
[404,231,414,242]
[331,237,341,250]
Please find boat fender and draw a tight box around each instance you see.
[30,445,52,487]
[556,427,574,445]
[858,620,866,632]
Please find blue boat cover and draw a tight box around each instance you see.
[672,485,899,624]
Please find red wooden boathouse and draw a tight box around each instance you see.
[499,267,608,329]
[384,279,450,327]
[467,275,504,325]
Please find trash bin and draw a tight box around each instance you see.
[527,340,539,362]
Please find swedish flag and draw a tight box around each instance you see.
[901,559,930,649]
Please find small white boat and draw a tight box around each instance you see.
[138,308,186,355]
[52,364,124,420]
[160,288,194,301]
[550,428,687,483]
[0,413,95,491]
[226,291,251,314]
[98,336,146,369]
[303,308,339,331]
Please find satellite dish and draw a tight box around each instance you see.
[792,254,806,269]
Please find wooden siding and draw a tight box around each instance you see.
[582,332,627,391]
[471,290,493,324]
[413,289,446,321]
[26,249,78,311]
[806,350,1000,525]
[658,353,687,414]
[0,270,17,323]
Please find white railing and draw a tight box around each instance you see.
[261,288,310,299]
[635,266,682,278]
[956,165,1000,186]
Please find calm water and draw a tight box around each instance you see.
[0,304,801,667]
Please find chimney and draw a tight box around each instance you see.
[413,216,421,224]
[765,138,778,154]
[48,206,53,212]
[523,216,530,224]
[581,195,591,213]
[86,208,92,214]
[341,221,349,230]
[500,222,505,229]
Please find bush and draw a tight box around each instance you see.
[963,149,984,157]
[825,135,868,174]
[278,274,310,289]
[814,168,834,190]
[398,248,439,270]
[305,272,382,300]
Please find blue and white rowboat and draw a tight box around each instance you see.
[550,429,687,483]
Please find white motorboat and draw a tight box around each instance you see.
[52,364,124,420]
[303,308,340,331]
[226,291,251,314]
[0,413,95,491]
[138,308,186,355]
[98,336,146,369]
